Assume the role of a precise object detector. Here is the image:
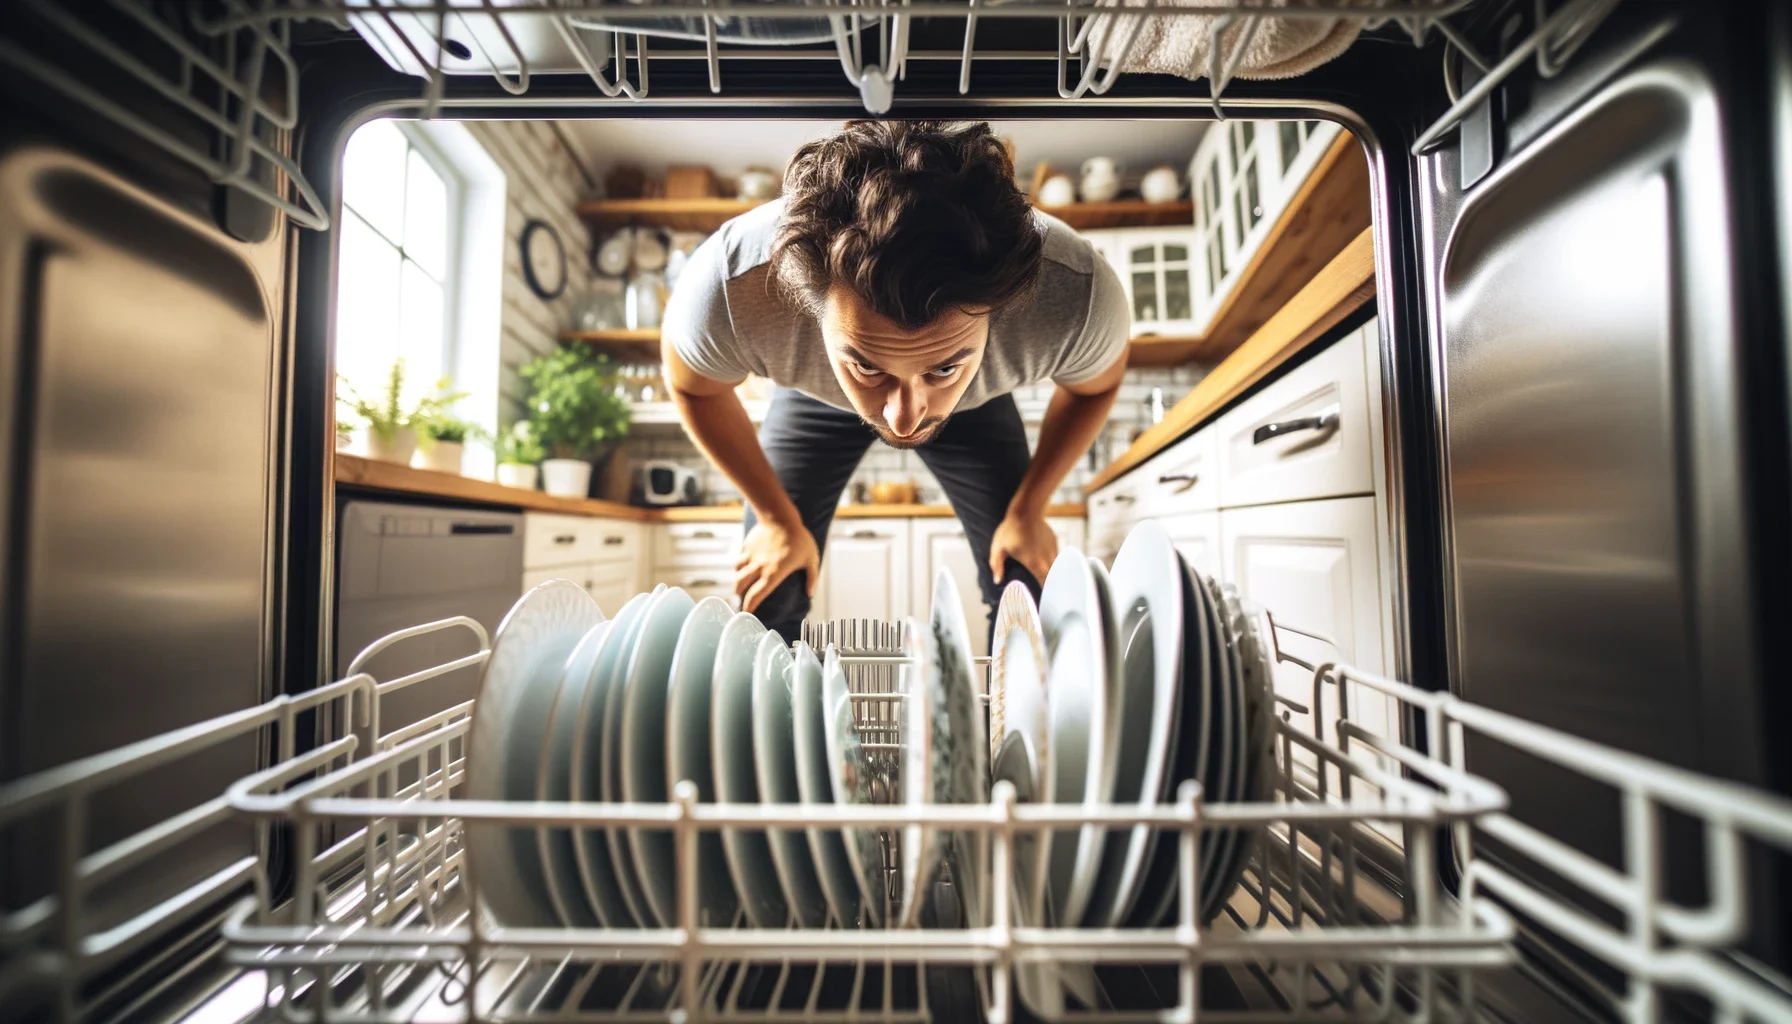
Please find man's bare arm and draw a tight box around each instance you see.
[663,340,819,610]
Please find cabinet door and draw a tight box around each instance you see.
[522,564,592,597]
[1219,497,1391,751]
[1215,328,1373,509]
[910,520,990,657]
[1158,510,1220,581]
[822,519,910,625]
[1047,516,1086,555]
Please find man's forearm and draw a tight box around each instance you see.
[1009,383,1120,516]
[672,388,802,527]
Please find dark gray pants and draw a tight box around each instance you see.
[743,387,1042,642]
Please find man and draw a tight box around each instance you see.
[663,120,1129,641]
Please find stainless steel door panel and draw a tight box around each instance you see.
[1440,63,1761,855]
[0,149,276,934]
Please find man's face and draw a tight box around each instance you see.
[819,284,989,449]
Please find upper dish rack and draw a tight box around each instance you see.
[0,0,1620,234]
[5,610,1791,1022]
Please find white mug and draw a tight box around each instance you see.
[1037,174,1076,207]
[738,167,780,201]
[1079,157,1121,202]
[1140,165,1181,204]
[632,230,668,272]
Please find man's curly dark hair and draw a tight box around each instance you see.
[772,120,1043,330]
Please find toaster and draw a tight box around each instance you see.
[639,460,703,506]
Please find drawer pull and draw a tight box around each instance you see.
[1252,405,1340,445]
[603,536,626,546]
[1157,472,1198,492]
[689,578,720,588]
[849,529,886,539]
[691,530,716,540]
[553,534,577,545]
[1111,494,1136,505]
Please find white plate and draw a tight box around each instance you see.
[710,612,788,927]
[466,580,604,928]
[791,641,866,928]
[536,618,613,927]
[989,582,1050,923]
[665,596,742,927]
[570,590,654,927]
[1206,588,1272,920]
[1197,574,1244,922]
[751,630,830,928]
[1125,552,1212,929]
[595,590,660,927]
[931,570,988,930]
[622,586,697,927]
[1085,523,1184,927]
[1037,548,1111,933]
[820,646,885,927]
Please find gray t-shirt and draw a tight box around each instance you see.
[662,199,1131,412]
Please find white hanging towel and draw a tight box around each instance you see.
[1088,0,1364,84]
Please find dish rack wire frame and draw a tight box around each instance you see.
[4,589,1785,1023]
[0,0,1620,235]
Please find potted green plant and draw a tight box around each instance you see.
[417,415,487,474]
[494,421,545,490]
[520,345,631,497]
[337,359,466,465]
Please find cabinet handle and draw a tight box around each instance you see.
[1157,472,1198,491]
[553,534,577,545]
[1112,494,1136,505]
[1253,405,1340,445]
[692,530,715,539]
[689,578,719,588]
[849,529,885,539]
[603,535,625,545]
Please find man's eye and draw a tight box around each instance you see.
[928,365,961,380]
[854,361,884,376]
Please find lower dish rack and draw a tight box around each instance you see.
[5,614,1791,1023]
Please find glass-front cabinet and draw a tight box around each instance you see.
[1080,118,1341,339]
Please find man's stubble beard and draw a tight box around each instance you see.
[866,415,946,450]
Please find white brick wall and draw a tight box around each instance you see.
[465,121,596,419]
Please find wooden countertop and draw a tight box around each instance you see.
[335,455,1083,521]
[1084,227,1377,494]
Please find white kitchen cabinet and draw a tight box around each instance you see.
[1050,515,1086,555]
[522,514,644,611]
[1214,327,1373,509]
[818,519,910,624]
[1219,496,1391,752]
[1159,510,1221,581]
[909,519,986,654]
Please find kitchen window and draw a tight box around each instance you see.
[336,119,460,409]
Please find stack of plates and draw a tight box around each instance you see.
[463,518,1277,1017]
[466,578,894,933]
[990,520,1277,1016]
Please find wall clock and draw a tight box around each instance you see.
[520,219,567,300]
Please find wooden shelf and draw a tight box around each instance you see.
[1085,227,1377,494]
[1034,200,1193,230]
[561,328,661,363]
[576,197,768,232]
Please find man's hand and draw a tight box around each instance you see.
[736,518,821,613]
[988,511,1059,587]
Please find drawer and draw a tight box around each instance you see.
[524,514,600,568]
[1157,510,1220,581]
[654,567,739,610]
[522,565,592,594]
[653,521,744,568]
[1216,327,1373,509]
[1135,427,1218,517]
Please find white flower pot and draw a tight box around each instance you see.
[364,425,417,465]
[497,463,539,490]
[419,440,464,474]
[540,458,593,498]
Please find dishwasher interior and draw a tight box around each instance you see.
[1,1,1790,1022]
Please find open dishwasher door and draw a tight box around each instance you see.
[1416,0,1792,1015]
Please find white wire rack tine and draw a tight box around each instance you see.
[474,0,531,96]
[1431,14,1490,74]
[704,2,722,93]
[958,0,980,95]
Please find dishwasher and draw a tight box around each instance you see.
[0,1,1788,1022]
